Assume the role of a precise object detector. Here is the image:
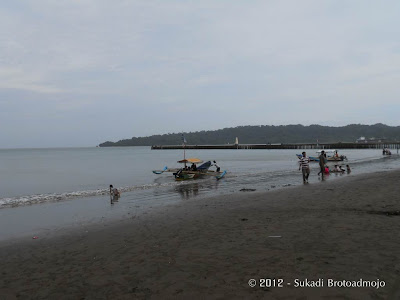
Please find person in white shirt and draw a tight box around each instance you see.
[213,161,221,172]
[109,184,120,202]
[298,152,310,183]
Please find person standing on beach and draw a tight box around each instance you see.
[318,150,327,177]
[299,151,311,183]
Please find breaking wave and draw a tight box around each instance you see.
[0,180,196,209]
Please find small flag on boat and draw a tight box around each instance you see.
[181,133,187,144]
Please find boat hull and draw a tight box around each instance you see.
[327,156,346,161]
[296,154,347,162]
[174,173,198,181]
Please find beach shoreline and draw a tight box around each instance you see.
[1,169,400,299]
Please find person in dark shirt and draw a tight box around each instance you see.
[318,151,327,176]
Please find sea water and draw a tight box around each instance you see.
[0,147,399,240]
[1,146,399,207]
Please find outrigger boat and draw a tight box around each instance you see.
[296,149,347,162]
[152,138,226,180]
[152,158,226,181]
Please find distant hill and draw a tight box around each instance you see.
[98,123,400,147]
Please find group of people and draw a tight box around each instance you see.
[333,164,349,173]
[183,164,197,171]
[383,148,392,155]
[299,151,351,183]
[181,161,220,172]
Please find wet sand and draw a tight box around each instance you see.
[1,170,400,299]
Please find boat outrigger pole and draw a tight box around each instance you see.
[182,133,187,168]
[184,143,186,168]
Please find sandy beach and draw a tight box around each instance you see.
[1,170,400,299]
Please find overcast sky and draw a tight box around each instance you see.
[1,0,400,148]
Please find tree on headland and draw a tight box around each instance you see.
[98,123,400,147]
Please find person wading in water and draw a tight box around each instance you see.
[318,150,327,177]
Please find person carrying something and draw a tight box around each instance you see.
[299,151,311,183]
[109,184,120,198]
[318,150,327,176]
[213,160,221,172]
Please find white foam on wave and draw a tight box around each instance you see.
[0,180,187,209]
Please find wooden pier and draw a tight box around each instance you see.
[151,142,400,150]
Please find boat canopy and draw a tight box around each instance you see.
[177,158,203,164]
[316,149,337,153]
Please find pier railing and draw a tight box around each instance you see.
[151,142,400,150]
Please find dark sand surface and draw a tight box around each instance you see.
[1,170,400,299]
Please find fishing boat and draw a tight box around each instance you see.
[152,136,226,181]
[318,150,347,161]
[296,150,347,162]
[152,158,226,181]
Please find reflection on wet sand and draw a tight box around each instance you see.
[175,183,199,199]
[174,180,222,200]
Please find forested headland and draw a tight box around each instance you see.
[99,123,400,147]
